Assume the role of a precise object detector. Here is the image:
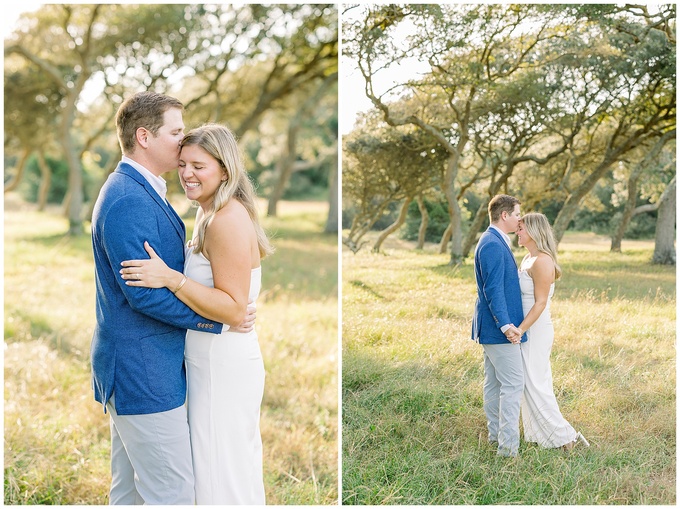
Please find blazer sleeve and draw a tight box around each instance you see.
[478,240,511,329]
[101,195,223,334]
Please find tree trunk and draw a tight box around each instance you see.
[62,189,71,217]
[86,161,118,221]
[439,223,452,254]
[267,73,337,217]
[5,15,96,235]
[372,196,412,253]
[553,127,673,244]
[344,198,392,252]
[652,177,676,265]
[610,173,639,253]
[267,157,291,217]
[611,131,675,252]
[36,151,52,211]
[60,81,88,235]
[324,150,338,234]
[463,197,491,257]
[4,147,31,193]
[416,195,428,249]
[442,153,465,265]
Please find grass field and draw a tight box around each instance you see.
[4,195,338,504]
[342,233,675,505]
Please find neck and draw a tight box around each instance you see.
[199,199,214,215]
[526,242,540,257]
[125,152,166,177]
[491,222,511,235]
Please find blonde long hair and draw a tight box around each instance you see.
[521,212,562,280]
[183,124,274,258]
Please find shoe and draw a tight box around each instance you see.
[562,432,590,452]
[497,446,518,457]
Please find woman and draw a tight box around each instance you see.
[514,212,589,452]
[120,123,274,503]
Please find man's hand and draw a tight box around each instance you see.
[231,301,256,333]
[504,325,522,344]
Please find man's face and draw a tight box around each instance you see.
[505,204,522,233]
[147,107,185,174]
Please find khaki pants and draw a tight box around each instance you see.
[482,343,524,457]
[107,394,195,505]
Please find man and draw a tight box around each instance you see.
[90,91,251,504]
[471,194,526,457]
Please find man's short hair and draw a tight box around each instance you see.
[115,91,184,154]
[488,194,520,223]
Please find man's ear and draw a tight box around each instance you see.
[136,127,150,149]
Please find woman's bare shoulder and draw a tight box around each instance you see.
[531,253,555,280]
[209,200,251,229]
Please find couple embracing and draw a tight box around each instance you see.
[472,194,589,457]
[90,91,273,504]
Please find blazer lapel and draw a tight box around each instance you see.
[488,227,517,267]
[165,201,187,240]
[116,163,186,242]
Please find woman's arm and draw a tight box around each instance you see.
[517,254,554,335]
[120,201,258,327]
[179,202,256,326]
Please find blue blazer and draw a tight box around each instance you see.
[90,162,223,415]
[471,227,526,345]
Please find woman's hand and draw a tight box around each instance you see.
[120,241,179,289]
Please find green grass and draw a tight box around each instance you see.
[4,198,338,505]
[342,238,675,505]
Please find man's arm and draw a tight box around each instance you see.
[103,197,223,333]
[479,241,513,330]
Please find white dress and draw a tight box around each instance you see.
[184,245,266,505]
[519,269,577,448]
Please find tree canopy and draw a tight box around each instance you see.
[5,4,338,234]
[342,3,675,264]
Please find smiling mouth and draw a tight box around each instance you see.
[185,182,200,189]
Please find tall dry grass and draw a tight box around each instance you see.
[342,234,675,505]
[4,195,338,504]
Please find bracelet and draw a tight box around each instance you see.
[172,275,188,294]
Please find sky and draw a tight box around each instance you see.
[3,2,45,38]
[339,7,430,135]
[340,55,430,136]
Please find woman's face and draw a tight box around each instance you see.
[516,221,531,247]
[178,144,225,209]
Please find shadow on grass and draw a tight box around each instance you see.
[428,261,475,280]
[14,231,95,263]
[5,310,86,361]
[348,280,385,300]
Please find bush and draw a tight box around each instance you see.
[401,199,450,243]
[20,155,96,205]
